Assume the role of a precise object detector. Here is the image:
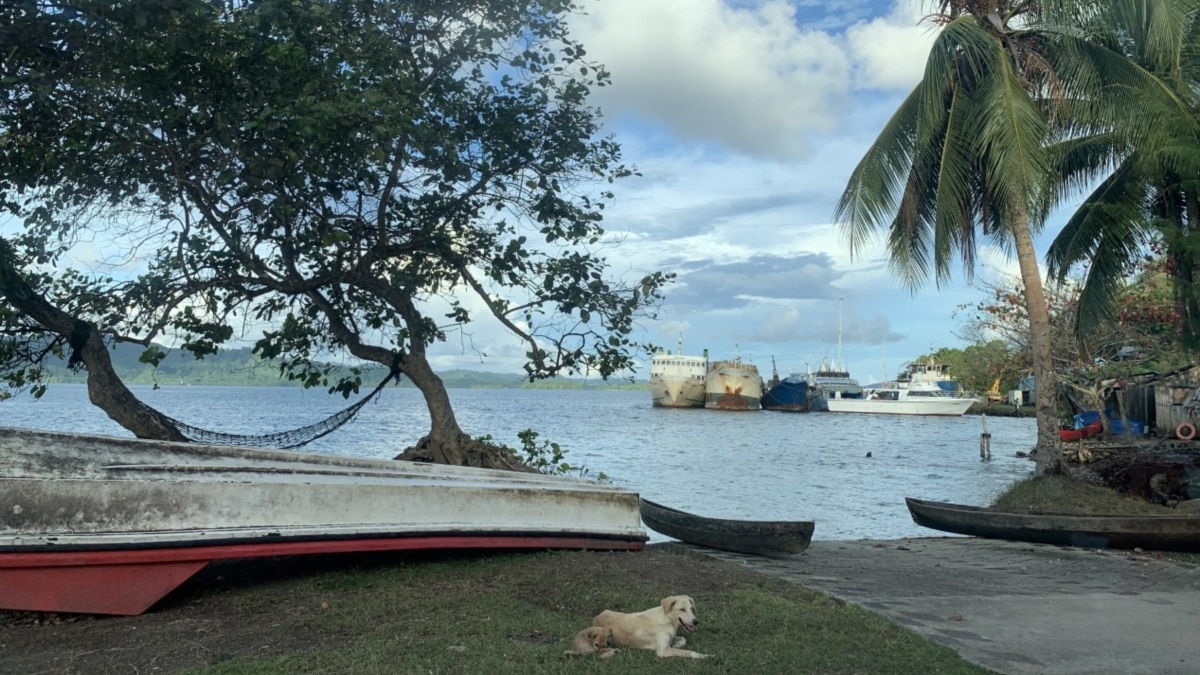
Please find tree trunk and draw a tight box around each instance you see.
[1184,192,1200,348]
[393,352,531,471]
[1011,213,1065,473]
[79,329,189,441]
[0,238,186,440]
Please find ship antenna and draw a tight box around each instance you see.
[677,332,684,355]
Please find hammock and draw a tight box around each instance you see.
[164,369,399,449]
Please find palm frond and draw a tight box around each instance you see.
[834,86,921,259]
[974,45,1053,231]
[1046,157,1149,280]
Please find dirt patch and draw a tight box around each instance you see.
[0,545,763,674]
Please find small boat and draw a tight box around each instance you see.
[906,497,1200,552]
[648,334,708,408]
[0,426,647,616]
[1059,421,1103,442]
[638,497,814,555]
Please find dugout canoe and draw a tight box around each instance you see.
[906,497,1200,552]
[0,426,647,616]
[638,497,814,555]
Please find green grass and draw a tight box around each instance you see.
[990,474,1176,515]
[190,549,989,675]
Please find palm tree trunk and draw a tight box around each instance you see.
[1011,211,1065,472]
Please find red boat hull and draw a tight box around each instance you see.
[1059,421,1103,442]
[0,535,643,616]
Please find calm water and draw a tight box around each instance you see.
[0,385,1036,541]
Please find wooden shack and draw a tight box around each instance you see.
[1152,364,1200,436]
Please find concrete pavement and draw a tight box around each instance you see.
[675,537,1200,674]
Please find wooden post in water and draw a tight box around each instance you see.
[980,414,992,460]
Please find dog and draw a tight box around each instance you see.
[564,625,617,657]
[591,595,709,658]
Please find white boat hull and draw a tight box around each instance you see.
[825,397,975,416]
[649,374,706,408]
[0,426,646,615]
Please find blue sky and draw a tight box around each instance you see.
[430,0,1073,382]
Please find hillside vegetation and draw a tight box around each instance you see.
[39,343,642,390]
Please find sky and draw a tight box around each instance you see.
[428,0,1065,383]
[5,0,1077,385]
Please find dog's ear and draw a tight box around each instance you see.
[662,596,677,612]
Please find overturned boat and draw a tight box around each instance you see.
[0,426,647,616]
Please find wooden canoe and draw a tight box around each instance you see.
[906,497,1200,552]
[0,426,647,616]
[639,498,814,555]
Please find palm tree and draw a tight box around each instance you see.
[1046,0,1200,346]
[835,0,1120,472]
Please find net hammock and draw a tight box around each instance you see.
[163,368,400,449]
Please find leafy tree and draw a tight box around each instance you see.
[958,269,1190,425]
[1045,0,1200,346]
[0,0,669,468]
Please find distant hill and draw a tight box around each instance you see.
[40,343,644,390]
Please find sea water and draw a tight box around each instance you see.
[0,385,1035,540]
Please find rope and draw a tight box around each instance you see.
[165,367,400,449]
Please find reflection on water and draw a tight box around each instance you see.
[1,385,1035,540]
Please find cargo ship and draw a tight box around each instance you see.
[648,335,708,408]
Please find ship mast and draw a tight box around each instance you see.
[837,297,844,371]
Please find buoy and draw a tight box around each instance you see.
[1176,422,1196,441]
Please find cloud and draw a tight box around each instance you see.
[845,0,938,90]
[571,0,850,159]
[667,254,844,309]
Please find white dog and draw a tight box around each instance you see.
[592,595,709,658]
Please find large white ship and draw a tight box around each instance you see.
[648,336,708,408]
[705,348,763,411]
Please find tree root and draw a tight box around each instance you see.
[394,433,536,473]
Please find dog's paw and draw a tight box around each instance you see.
[671,636,687,648]
[691,652,711,659]
[599,648,618,658]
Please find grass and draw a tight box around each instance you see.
[189,548,988,675]
[989,474,1177,515]
[990,474,1200,564]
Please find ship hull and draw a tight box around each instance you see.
[649,375,706,408]
[825,396,975,416]
[761,377,809,412]
[705,363,762,411]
